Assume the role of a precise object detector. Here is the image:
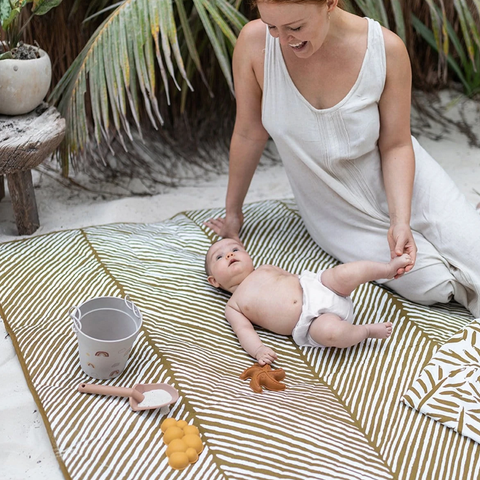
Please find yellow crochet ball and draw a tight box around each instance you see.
[168,452,190,470]
[166,438,188,457]
[163,426,184,445]
[185,447,198,463]
[183,425,200,436]
[176,419,188,429]
[161,418,177,432]
[183,433,203,454]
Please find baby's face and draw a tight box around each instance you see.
[206,239,255,292]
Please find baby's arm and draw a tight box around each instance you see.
[225,305,277,365]
[321,254,412,297]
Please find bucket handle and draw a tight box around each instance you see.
[69,306,82,332]
[124,295,141,318]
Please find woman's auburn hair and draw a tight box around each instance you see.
[250,0,343,10]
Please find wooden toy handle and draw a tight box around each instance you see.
[77,383,144,402]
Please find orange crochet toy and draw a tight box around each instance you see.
[240,363,286,393]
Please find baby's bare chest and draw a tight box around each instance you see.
[232,266,303,333]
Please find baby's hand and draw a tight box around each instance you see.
[255,345,277,366]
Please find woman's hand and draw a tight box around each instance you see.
[387,223,417,278]
[204,213,244,242]
[254,345,277,366]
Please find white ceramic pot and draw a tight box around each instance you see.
[0,46,52,115]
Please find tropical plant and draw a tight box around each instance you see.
[48,0,247,175]
[0,0,63,59]
[343,0,480,96]
[412,1,480,97]
[342,0,407,43]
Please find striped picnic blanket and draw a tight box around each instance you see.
[0,199,478,480]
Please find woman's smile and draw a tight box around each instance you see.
[289,40,307,51]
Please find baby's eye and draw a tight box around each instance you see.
[216,254,223,260]
[290,26,301,31]
[233,248,239,252]
[267,25,276,30]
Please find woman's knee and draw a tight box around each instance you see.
[383,262,455,305]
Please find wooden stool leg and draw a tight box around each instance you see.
[6,169,40,235]
[0,175,4,201]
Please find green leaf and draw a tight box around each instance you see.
[1,5,21,31]
[470,0,480,20]
[215,0,246,32]
[454,0,475,69]
[424,0,445,55]
[459,0,480,60]
[0,50,14,59]
[173,0,211,93]
[0,0,13,26]
[103,25,127,146]
[192,0,233,92]
[411,14,469,92]
[202,0,237,47]
[156,0,181,92]
[341,0,355,14]
[353,0,370,18]
[390,0,406,44]
[374,0,389,29]
[31,0,63,16]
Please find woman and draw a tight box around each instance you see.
[205,0,480,317]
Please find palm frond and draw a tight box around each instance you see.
[49,0,247,175]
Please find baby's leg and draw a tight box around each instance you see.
[321,254,412,297]
[309,313,392,348]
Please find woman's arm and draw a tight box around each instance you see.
[378,28,417,275]
[205,21,270,240]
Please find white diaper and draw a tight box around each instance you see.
[292,270,355,348]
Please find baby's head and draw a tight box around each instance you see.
[205,238,255,293]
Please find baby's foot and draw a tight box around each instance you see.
[387,254,412,278]
[366,322,392,339]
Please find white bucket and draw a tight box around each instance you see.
[71,296,142,380]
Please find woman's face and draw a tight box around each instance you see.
[257,1,330,58]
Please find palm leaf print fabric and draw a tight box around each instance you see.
[403,320,480,444]
[0,199,479,480]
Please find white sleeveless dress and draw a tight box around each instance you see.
[261,18,480,317]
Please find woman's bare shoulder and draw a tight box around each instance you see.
[380,25,409,62]
[234,19,266,80]
[237,18,266,50]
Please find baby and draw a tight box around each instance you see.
[205,238,411,365]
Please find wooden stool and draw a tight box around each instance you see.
[0,103,65,235]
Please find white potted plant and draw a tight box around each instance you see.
[0,0,62,115]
